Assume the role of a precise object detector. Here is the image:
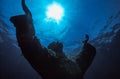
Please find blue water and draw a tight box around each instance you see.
[0,0,120,79]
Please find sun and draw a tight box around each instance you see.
[45,2,64,24]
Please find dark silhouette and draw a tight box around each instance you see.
[10,0,96,79]
[76,34,96,76]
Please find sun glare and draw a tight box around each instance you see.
[45,2,64,24]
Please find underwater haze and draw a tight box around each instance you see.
[0,0,120,79]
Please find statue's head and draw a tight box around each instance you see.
[48,41,63,53]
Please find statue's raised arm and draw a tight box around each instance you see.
[76,34,96,76]
[22,0,32,17]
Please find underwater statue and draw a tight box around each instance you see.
[10,0,96,79]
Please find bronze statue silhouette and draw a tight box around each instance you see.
[10,0,96,79]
